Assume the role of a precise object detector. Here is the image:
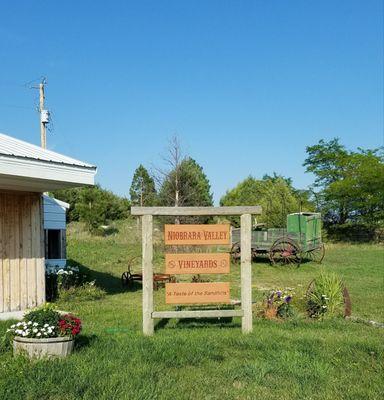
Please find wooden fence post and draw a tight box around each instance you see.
[240,213,252,333]
[142,214,154,335]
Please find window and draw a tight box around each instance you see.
[45,229,66,259]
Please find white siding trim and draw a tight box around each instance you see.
[45,259,66,269]
[0,156,96,186]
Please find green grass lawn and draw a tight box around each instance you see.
[1,220,383,400]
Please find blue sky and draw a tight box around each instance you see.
[0,1,382,203]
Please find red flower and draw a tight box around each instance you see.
[58,314,82,337]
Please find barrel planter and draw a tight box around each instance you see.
[13,336,74,359]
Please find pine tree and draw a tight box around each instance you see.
[130,165,157,207]
[153,136,213,222]
[158,157,213,208]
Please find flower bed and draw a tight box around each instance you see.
[46,264,105,302]
[7,304,81,359]
[265,288,295,319]
[45,264,84,301]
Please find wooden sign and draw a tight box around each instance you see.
[165,282,230,304]
[164,224,230,245]
[132,206,261,335]
[165,253,230,274]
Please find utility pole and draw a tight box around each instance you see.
[31,77,49,148]
[39,81,46,149]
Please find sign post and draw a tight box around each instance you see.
[142,214,154,335]
[131,206,262,335]
[240,213,252,333]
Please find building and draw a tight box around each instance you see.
[43,194,69,270]
[0,132,97,313]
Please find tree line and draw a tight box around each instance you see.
[52,137,384,235]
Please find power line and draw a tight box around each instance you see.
[0,76,44,89]
[0,103,34,110]
[1,76,53,148]
[24,76,46,88]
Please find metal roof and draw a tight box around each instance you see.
[0,132,96,169]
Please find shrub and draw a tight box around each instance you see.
[191,274,210,283]
[24,303,60,328]
[306,272,344,318]
[325,223,384,243]
[58,281,106,302]
[276,302,296,318]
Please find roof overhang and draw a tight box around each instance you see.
[0,155,97,192]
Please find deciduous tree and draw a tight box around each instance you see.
[52,185,130,233]
[303,139,384,226]
[220,175,310,227]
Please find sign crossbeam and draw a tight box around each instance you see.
[132,206,262,216]
[152,310,244,319]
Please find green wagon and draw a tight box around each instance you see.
[231,212,325,265]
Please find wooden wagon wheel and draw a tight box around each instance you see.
[121,256,140,287]
[230,242,241,264]
[306,279,351,317]
[269,237,301,265]
[121,271,133,287]
[305,243,325,263]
